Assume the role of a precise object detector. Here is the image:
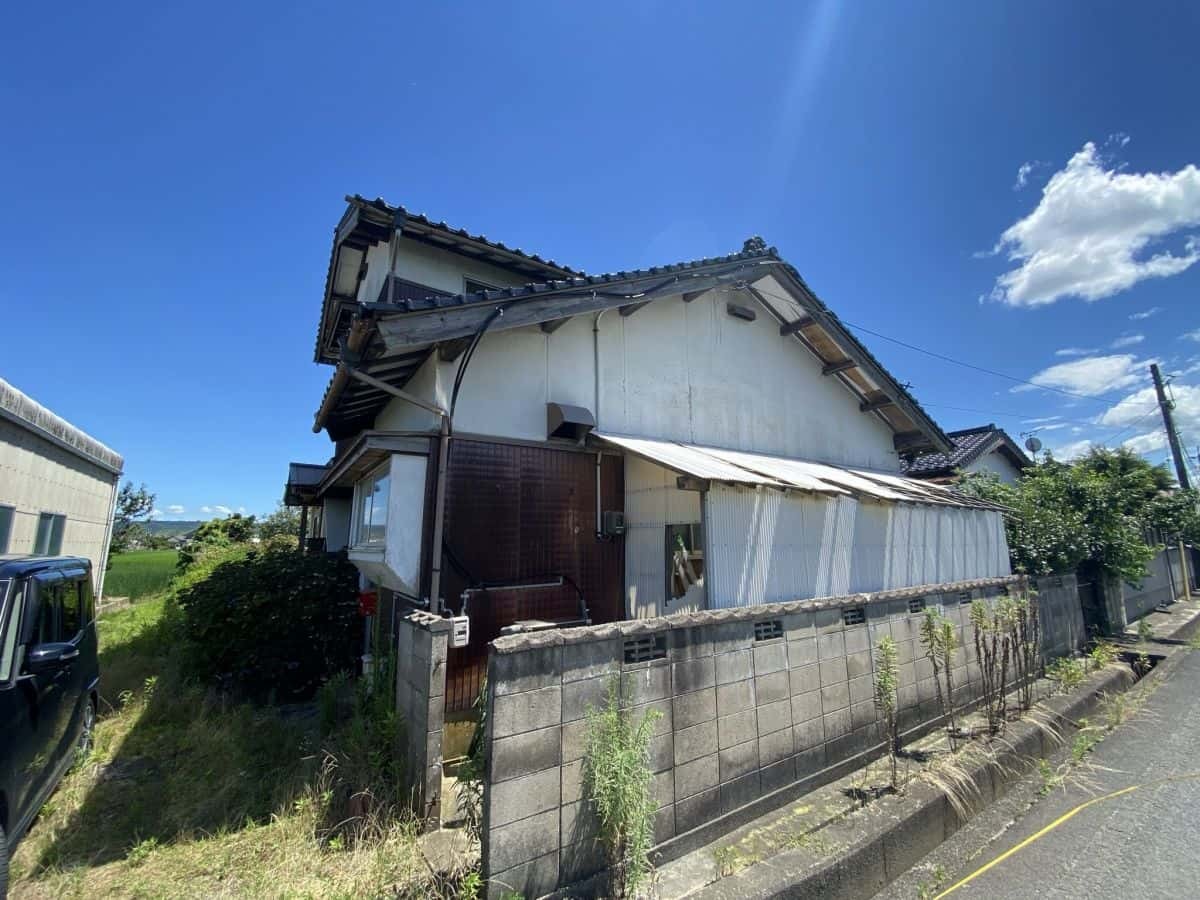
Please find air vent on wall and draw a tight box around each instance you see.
[754,620,783,642]
[908,597,926,614]
[842,607,865,627]
[959,592,972,605]
[623,634,667,664]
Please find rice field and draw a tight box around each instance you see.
[104,549,178,600]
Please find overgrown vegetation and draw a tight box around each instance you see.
[103,548,179,600]
[9,591,442,899]
[1047,656,1086,693]
[969,592,1043,734]
[582,684,662,898]
[175,543,360,699]
[873,636,901,790]
[959,447,1200,584]
[919,608,959,749]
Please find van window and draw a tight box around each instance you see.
[61,580,83,640]
[32,583,58,645]
[0,581,19,681]
[0,506,13,554]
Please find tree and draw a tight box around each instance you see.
[959,447,1188,584]
[108,481,156,560]
[259,503,302,541]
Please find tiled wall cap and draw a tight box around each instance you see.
[489,575,1025,655]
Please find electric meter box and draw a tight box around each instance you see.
[449,615,470,648]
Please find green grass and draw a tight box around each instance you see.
[9,591,445,899]
[104,550,179,600]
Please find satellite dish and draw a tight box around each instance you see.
[1025,436,1043,454]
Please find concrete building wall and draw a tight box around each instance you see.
[0,416,119,595]
[374,286,902,471]
[478,573,1081,898]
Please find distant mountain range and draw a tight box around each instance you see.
[145,519,202,537]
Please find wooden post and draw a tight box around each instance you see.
[298,505,308,552]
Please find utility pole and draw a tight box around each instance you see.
[1150,363,1192,490]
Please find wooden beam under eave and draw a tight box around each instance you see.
[893,430,932,454]
[438,337,473,363]
[620,300,650,317]
[859,396,894,413]
[822,359,856,376]
[540,318,570,334]
[779,316,813,336]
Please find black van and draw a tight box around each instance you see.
[0,557,100,895]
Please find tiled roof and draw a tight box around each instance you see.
[901,424,1031,478]
[350,195,581,277]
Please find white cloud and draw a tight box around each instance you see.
[1049,438,1098,461]
[1054,347,1098,357]
[1110,334,1144,348]
[1021,415,1063,424]
[213,505,233,516]
[1015,353,1148,397]
[1129,306,1163,320]
[1183,329,1200,343]
[1036,423,1071,432]
[150,508,163,519]
[1097,382,1200,459]
[1013,161,1037,190]
[988,142,1200,307]
[200,505,212,514]
[166,504,185,515]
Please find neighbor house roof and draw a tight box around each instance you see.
[309,201,956,456]
[901,424,1032,480]
[0,378,123,475]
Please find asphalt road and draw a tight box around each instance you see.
[878,649,1200,900]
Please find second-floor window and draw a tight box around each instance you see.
[354,465,390,547]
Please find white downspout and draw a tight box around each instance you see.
[593,306,609,539]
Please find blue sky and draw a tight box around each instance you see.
[2,1,1199,519]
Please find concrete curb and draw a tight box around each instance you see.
[691,604,1200,900]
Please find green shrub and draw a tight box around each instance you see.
[175,546,361,700]
[1047,656,1086,693]
[583,683,662,897]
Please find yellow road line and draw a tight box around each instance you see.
[933,773,1200,899]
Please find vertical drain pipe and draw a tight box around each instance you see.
[429,415,451,615]
[593,305,608,539]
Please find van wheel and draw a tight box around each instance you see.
[78,697,96,759]
[1,822,9,900]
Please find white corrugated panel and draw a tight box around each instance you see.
[691,446,853,496]
[594,432,783,487]
[849,501,889,592]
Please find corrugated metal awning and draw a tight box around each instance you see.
[592,433,788,489]
[592,432,996,508]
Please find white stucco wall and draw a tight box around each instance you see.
[0,417,119,593]
[963,450,1024,485]
[375,288,902,471]
[356,236,533,308]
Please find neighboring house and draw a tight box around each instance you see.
[286,196,1010,712]
[0,378,123,598]
[901,423,1032,485]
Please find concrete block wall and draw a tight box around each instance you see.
[477,574,1086,898]
[395,609,450,828]
[1032,573,1086,657]
[1124,548,1176,623]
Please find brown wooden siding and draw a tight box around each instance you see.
[441,439,624,714]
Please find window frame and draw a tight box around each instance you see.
[33,512,66,556]
[352,462,391,548]
[665,522,705,603]
[0,505,13,554]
